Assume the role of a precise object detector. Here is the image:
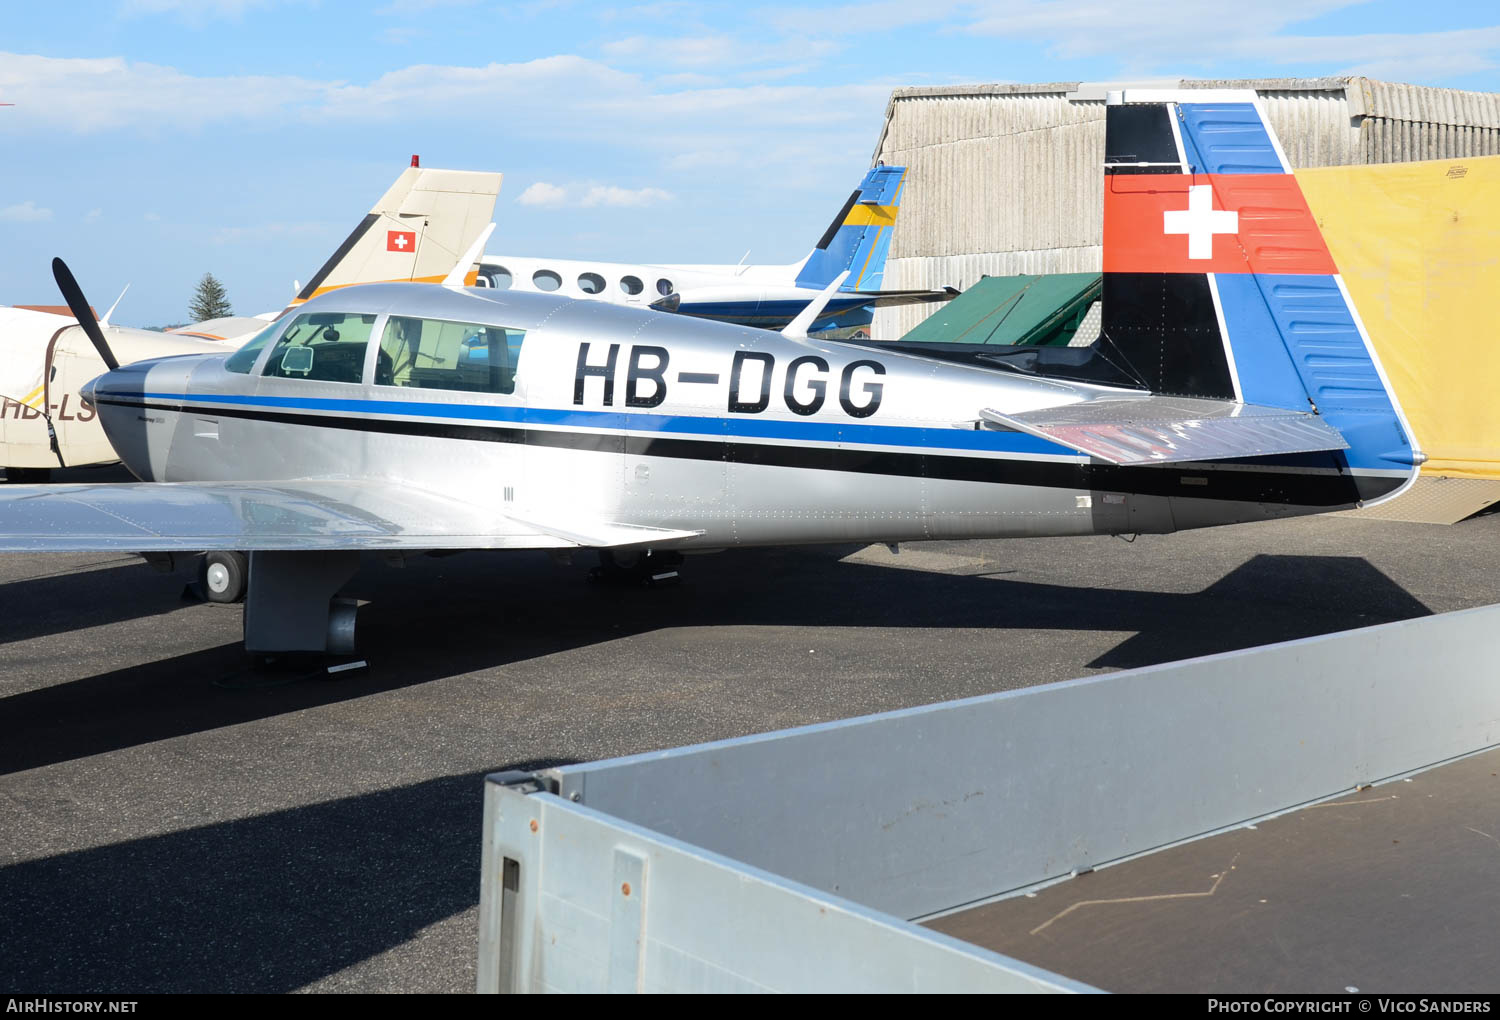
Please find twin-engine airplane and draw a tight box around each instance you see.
[478,165,954,332]
[0,90,1421,659]
[0,161,502,479]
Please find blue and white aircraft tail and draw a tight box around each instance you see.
[477,164,952,333]
[793,164,906,293]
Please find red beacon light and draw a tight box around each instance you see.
[411,154,420,168]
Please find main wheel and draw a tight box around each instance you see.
[595,549,683,586]
[201,551,248,604]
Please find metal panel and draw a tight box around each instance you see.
[547,604,1500,923]
[477,780,1096,994]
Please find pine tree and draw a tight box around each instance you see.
[188,273,232,322]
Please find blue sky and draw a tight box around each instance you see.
[3,0,1499,325]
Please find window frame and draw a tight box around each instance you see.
[250,309,387,386]
[371,314,527,398]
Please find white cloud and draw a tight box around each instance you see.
[143,212,161,221]
[517,182,569,206]
[0,51,888,187]
[382,26,429,44]
[603,34,737,68]
[85,208,102,221]
[952,1,1500,81]
[657,71,721,88]
[0,200,51,222]
[579,185,673,207]
[602,32,840,70]
[0,52,326,132]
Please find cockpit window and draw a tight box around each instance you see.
[261,311,377,384]
[375,316,525,395]
[224,319,280,374]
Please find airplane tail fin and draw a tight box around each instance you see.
[793,165,906,293]
[288,164,503,307]
[1097,90,1420,501]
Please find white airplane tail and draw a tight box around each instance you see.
[288,161,503,307]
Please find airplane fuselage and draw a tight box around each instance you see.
[82,285,1384,551]
[477,255,878,331]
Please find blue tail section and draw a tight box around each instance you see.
[794,165,906,293]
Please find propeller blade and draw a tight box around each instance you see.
[51,258,119,371]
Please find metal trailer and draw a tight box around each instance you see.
[477,604,1500,993]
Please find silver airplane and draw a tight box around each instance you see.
[0,90,1422,659]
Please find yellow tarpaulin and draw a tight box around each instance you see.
[1296,156,1500,480]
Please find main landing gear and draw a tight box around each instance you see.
[590,549,684,587]
[239,550,364,673]
[200,551,248,604]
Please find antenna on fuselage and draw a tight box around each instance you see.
[99,283,130,328]
[442,222,496,289]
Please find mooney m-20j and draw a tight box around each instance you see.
[478,165,953,332]
[0,161,502,478]
[0,91,1420,657]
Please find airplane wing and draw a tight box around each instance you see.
[0,480,702,553]
[980,396,1349,466]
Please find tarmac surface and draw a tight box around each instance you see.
[3,466,1499,992]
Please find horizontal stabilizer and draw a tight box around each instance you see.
[0,481,702,552]
[980,396,1348,466]
[858,287,959,304]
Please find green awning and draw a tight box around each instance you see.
[897,273,1101,346]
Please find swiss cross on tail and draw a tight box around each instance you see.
[1102,98,1336,276]
[387,230,416,252]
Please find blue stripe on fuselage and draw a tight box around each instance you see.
[113,390,1078,458]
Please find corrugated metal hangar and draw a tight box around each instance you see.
[870,76,1500,339]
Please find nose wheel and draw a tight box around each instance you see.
[200,551,248,604]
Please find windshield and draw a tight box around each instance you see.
[223,319,281,374]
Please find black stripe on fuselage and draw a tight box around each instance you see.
[100,398,1384,507]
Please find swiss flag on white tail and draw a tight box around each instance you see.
[386,230,416,252]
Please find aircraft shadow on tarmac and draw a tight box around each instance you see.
[0,547,1431,776]
[0,762,571,994]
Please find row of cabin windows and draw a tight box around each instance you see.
[225,312,525,394]
[478,266,674,298]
